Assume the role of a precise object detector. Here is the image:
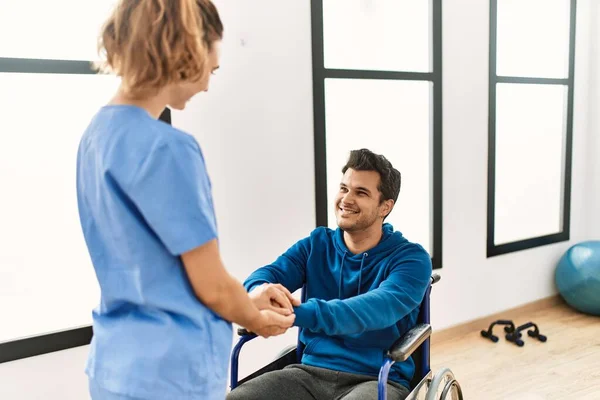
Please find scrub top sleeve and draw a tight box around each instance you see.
[125,139,218,256]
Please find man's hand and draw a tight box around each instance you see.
[249,309,296,338]
[249,283,301,315]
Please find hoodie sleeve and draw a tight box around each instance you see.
[243,237,310,294]
[293,247,432,336]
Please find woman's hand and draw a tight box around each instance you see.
[249,310,296,338]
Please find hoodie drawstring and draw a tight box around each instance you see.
[339,251,368,298]
[357,252,367,295]
[338,251,347,299]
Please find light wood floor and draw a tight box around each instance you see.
[430,299,600,399]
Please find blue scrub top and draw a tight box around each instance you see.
[76,105,233,399]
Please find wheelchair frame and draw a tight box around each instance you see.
[230,274,462,399]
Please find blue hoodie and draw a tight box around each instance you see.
[243,223,432,389]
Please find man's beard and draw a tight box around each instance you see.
[337,211,379,232]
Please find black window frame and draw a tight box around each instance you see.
[310,0,443,269]
[0,57,170,363]
[486,0,577,257]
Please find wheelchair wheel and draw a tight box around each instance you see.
[440,378,463,400]
[424,367,463,400]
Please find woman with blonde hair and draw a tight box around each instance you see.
[76,1,296,399]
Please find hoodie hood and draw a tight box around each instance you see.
[333,223,407,257]
[332,223,408,297]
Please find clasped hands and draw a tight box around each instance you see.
[247,283,301,338]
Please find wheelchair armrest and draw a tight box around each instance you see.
[387,323,432,362]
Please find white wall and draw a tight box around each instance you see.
[431,0,595,329]
[170,0,315,381]
[2,0,598,398]
[587,0,600,239]
[0,347,89,400]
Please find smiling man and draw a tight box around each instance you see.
[227,149,432,400]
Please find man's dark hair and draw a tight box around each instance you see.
[342,149,401,205]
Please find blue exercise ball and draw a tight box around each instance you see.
[555,241,600,316]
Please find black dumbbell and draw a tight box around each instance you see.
[505,331,525,347]
[525,323,547,342]
[481,319,515,343]
[480,330,499,342]
[506,322,547,346]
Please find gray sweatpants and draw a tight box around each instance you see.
[227,364,410,400]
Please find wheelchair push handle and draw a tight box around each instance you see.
[237,327,256,337]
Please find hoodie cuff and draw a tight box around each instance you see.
[293,302,317,329]
[244,281,267,293]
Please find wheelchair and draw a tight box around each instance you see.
[230,274,463,399]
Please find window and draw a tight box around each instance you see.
[311,0,443,268]
[0,0,116,62]
[487,0,577,257]
[0,1,121,363]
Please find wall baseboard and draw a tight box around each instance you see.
[431,295,564,345]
